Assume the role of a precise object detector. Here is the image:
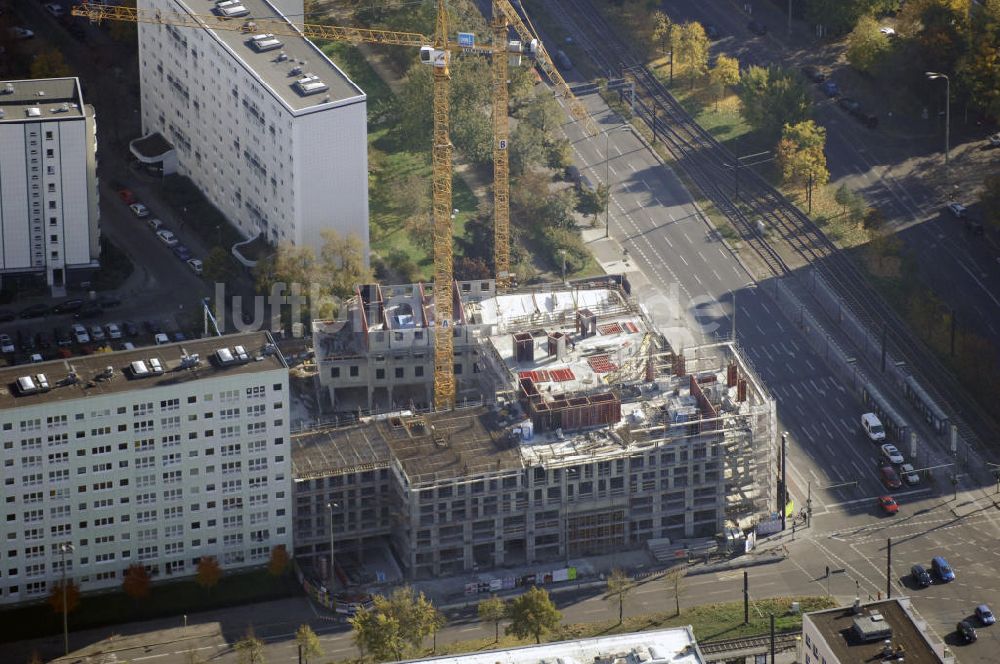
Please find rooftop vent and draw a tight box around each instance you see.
[129,358,164,378]
[36,90,46,97]
[177,353,201,369]
[1,83,13,95]
[215,0,250,18]
[294,73,329,96]
[275,51,288,62]
[214,346,249,366]
[26,107,42,117]
[289,65,303,77]
[0,110,5,119]
[248,33,283,52]
[14,374,50,396]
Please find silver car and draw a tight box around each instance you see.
[880,443,904,465]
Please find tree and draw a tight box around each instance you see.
[518,91,564,137]
[835,184,868,226]
[505,586,562,644]
[319,229,374,301]
[202,246,240,284]
[898,0,971,73]
[804,0,890,36]
[295,624,323,664]
[254,243,316,297]
[350,585,442,661]
[122,563,152,606]
[777,120,829,191]
[195,556,223,593]
[677,22,710,88]
[847,15,892,73]
[605,568,633,625]
[477,595,507,643]
[982,174,1000,231]
[709,55,741,110]
[234,627,266,664]
[47,579,80,617]
[510,122,548,176]
[957,1,1000,118]
[267,545,290,576]
[30,50,72,79]
[739,66,812,138]
[664,564,687,616]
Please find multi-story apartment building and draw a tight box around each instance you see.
[134,0,369,256]
[298,280,777,580]
[0,332,292,606]
[0,78,100,294]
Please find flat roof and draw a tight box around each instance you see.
[0,331,285,411]
[168,0,363,111]
[0,78,85,122]
[806,598,944,664]
[291,422,391,480]
[401,626,703,663]
[49,623,228,664]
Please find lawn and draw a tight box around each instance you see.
[0,570,298,643]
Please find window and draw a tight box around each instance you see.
[375,368,385,380]
[330,367,340,378]
[349,366,359,377]
[415,366,424,377]
[395,367,404,379]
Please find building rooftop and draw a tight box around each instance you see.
[0,78,85,122]
[49,623,228,664]
[291,421,391,480]
[806,598,946,664]
[400,627,704,664]
[167,0,363,112]
[0,331,285,411]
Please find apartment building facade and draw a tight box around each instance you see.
[0,332,292,606]
[0,78,100,294]
[135,0,369,256]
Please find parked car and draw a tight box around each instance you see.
[932,555,955,582]
[147,217,163,232]
[98,294,122,308]
[838,97,862,114]
[117,188,135,205]
[9,27,35,40]
[143,320,163,335]
[880,465,902,490]
[89,325,105,342]
[50,298,84,314]
[187,258,204,275]
[900,463,920,485]
[173,244,192,261]
[988,133,1000,147]
[71,324,90,344]
[858,112,878,129]
[157,229,179,247]
[154,332,170,345]
[122,320,139,337]
[957,620,977,643]
[44,3,65,17]
[555,49,573,71]
[880,443,904,465]
[129,202,150,218]
[820,80,839,97]
[911,564,932,588]
[30,353,44,363]
[879,26,896,36]
[861,413,885,442]
[105,323,123,340]
[19,303,50,319]
[964,216,984,236]
[976,604,995,626]
[75,302,102,319]
[947,202,967,218]
[878,495,898,515]
[0,334,15,354]
[54,327,73,347]
[747,20,767,36]
[801,65,825,83]
[0,310,15,322]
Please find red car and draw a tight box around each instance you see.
[878,495,898,515]
[117,188,135,205]
[880,465,902,490]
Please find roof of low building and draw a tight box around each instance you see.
[806,598,945,664]
[0,78,85,122]
[48,623,228,664]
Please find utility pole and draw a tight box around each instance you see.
[950,309,956,357]
[60,542,74,655]
[780,433,788,531]
[770,614,776,664]
[327,502,339,588]
[806,481,812,528]
[886,537,892,599]
[880,325,887,373]
[743,570,749,624]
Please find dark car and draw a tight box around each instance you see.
[957,620,977,643]
[880,465,902,490]
[820,80,839,97]
[75,302,102,319]
[143,320,163,335]
[97,294,122,308]
[932,555,955,582]
[838,97,862,114]
[0,309,15,322]
[173,244,193,261]
[911,564,932,588]
[19,303,50,319]
[748,21,767,36]
[54,327,73,347]
[976,604,995,626]
[122,320,139,337]
[704,23,720,40]
[858,112,878,129]
[50,298,84,314]
[964,217,985,236]
[801,65,825,83]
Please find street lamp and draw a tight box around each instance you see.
[925,72,950,169]
[59,542,75,655]
[560,249,568,283]
[326,502,339,588]
[604,124,632,239]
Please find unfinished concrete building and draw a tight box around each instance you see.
[297,279,776,579]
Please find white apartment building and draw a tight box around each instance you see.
[0,332,292,606]
[0,78,100,295]
[134,0,370,258]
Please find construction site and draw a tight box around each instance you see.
[293,278,777,579]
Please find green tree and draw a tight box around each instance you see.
[547,137,573,170]
[195,556,223,593]
[202,246,240,284]
[254,243,316,297]
[350,585,442,661]
[506,586,561,644]
[267,545,289,576]
[518,90,564,137]
[510,122,548,176]
[898,0,971,73]
[981,174,1000,231]
[605,568,633,624]
[294,624,323,664]
[804,0,890,36]
[30,50,72,79]
[318,229,374,301]
[709,55,741,110]
[957,0,1000,117]
[739,65,812,138]
[835,184,868,226]
[234,627,266,664]
[664,564,687,616]
[677,22,710,88]
[477,595,507,643]
[847,15,892,73]
[777,120,829,190]
[122,563,152,606]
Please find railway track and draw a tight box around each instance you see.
[699,631,800,655]
[537,0,994,454]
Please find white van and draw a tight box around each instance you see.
[861,413,886,442]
